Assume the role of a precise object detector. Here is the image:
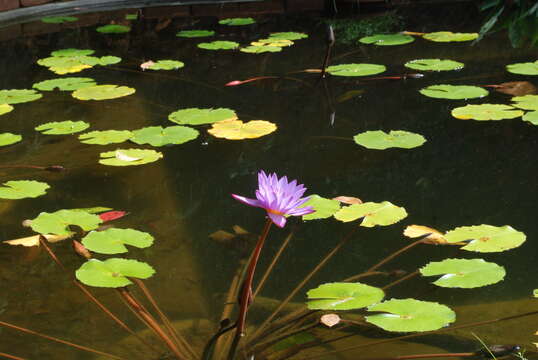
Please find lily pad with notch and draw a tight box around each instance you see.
[79,130,133,145]
[42,16,78,24]
[35,120,89,135]
[130,126,199,146]
[96,24,131,34]
[522,111,538,125]
[359,33,414,46]
[506,60,538,75]
[444,224,526,253]
[99,149,163,166]
[423,31,478,42]
[81,228,154,254]
[218,17,255,26]
[0,180,49,200]
[73,85,135,101]
[169,108,237,125]
[0,89,42,104]
[354,130,426,150]
[268,32,308,40]
[0,133,22,146]
[306,282,384,310]
[451,104,524,121]
[420,258,506,288]
[197,41,239,50]
[33,77,96,91]
[144,60,184,70]
[0,104,13,115]
[405,59,464,71]
[327,63,386,77]
[176,30,215,38]
[75,258,155,288]
[511,95,538,111]
[207,119,276,140]
[300,195,341,221]
[419,85,488,100]
[31,209,102,235]
[334,201,407,227]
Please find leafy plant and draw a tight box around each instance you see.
[324,13,404,44]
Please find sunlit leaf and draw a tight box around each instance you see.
[51,48,94,57]
[306,282,384,310]
[0,89,42,104]
[366,299,456,332]
[36,55,118,74]
[327,63,386,77]
[143,60,185,70]
[176,29,215,38]
[419,85,488,99]
[423,31,478,42]
[33,77,96,91]
[300,195,341,221]
[76,258,155,288]
[79,130,132,145]
[169,107,237,125]
[41,16,78,24]
[252,39,294,47]
[334,201,407,227]
[82,228,154,254]
[125,13,137,20]
[73,85,135,101]
[534,289,537,297]
[451,104,524,120]
[511,95,538,111]
[404,59,464,71]
[218,17,255,26]
[444,224,526,253]
[99,149,163,166]
[522,111,538,125]
[359,33,414,46]
[0,104,13,115]
[354,130,426,150]
[268,32,308,40]
[420,258,506,288]
[97,56,121,66]
[31,209,102,235]
[96,24,130,34]
[130,126,199,146]
[197,41,239,50]
[0,180,49,200]
[0,133,22,146]
[506,60,538,75]
[35,120,89,135]
[207,119,276,140]
[72,207,113,214]
[403,225,449,245]
[4,233,71,247]
[240,45,282,54]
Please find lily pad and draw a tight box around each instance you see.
[35,120,89,135]
[334,201,408,227]
[51,48,94,57]
[0,89,42,104]
[73,85,135,101]
[353,130,426,150]
[218,17,255,26]
[0,104,13,115]
[444,225,526,253]
[125,14,138,20]
[268,32,308,40]
[33,77,96,91]
[306,282,384,310]
[252,38,294,47]
[0,133,22,146]
[506,60,538,75]
[359,33,414,46]
[79,130,133,145]
[420,258,506,288]
[366,299,456,332]
[99,149,163,166]
[130,126,199,146]
[423,31,478,42]
[31,209,102,235]
[42,16,78,24]
[241,45,282,54]
[0,180,49,200]
[96,24,130,34]
[176,30,215,38]
[81,228,154,254]
[197,41,239,50]
[451,104,524,121]
[512,95,538,111]
[75,258,155,288]
[207,119,277,140]
[300,195,341,221]
[144,60,184,70]
[169,108,237,125]
[522,111,538,125]
[419,85,488,100]
[327,63,386,77]
[97,56,122,66]
[37,56,94,74]
[404,59,464,71]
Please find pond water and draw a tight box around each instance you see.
[0,9,537,360]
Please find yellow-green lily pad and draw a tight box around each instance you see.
[268,32,308,40]
[99,149,163,166]
[444,224,526,253]
[218,17,255,26]
[168,107,237,125]
[73,85,135,101]
[419,85,488,100]
[241,45,282,54]
[0,133,22,146]
[506,60,538,75]
[306,282,384,310]
[35,120,89,135]
[207,119,276,140]
[423,31,478,42]
[145,60,184,70]
[0,89,42,104]
[96,24,130,34]
[130,126,199,146]
[334,201,407,227]
[451,104,524,120]
[512,95,538,111]
[176,29,215,38]
[300,195,341,221]
[33,77,96,91]
[76,258,155,288]
[420,258,506,288]
[0,104,14,115]
[81,228,154,254]
[354,130,426,150]
[405,59,464,71]
[0,180,49,200]
[522,111,538,125]
[51,48,94,57]
[31,209,102,235]
[327,63,386,77]
[359,33,414,46]
[78,130,133,145]
[197,41,239,50]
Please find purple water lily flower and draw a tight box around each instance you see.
[232,171,315,228]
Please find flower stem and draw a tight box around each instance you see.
[367,239,425,273]
[0,351,27,360]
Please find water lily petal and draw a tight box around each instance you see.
[267,212,287,228]
[232,194,263,208]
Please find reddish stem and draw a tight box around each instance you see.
[0,352,27,360]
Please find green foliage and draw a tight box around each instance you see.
[327,63,386,77]
[78,130,133,145]
[168,108,237,125]
[35,120,89,135]
[334,201,408,227]
[218,17,255,26]
[41,16,78,24]
[197,41,239,50]
[75,258,155,288]
[130,126,199,146]
[31,209,102,235]
[145,60,185,71]
[451,104,524,121]
[72,85,135,101]
[405,59,464,72]
[96,24,131,34]
[0,133,21,146]
[359,33,414,46]
[300,195,341,221]
[268,32,308,40]
[0,104,13,115]
[0,89,42,104]
[353,130,426,150]
[444,224,526,252]
[0,180,49,200]
[176,30,215,38]
[240,45,282,54]
[325,13,404,44]
[423,31,478,42]
[99,149,163,166]
[419,85,488,100]
[33,77,96,91]
[81,228,154,254]
[522,111,538,125]
[37,54,121,74]
[306,282,384,310]
[512,95,538,110]
[506,60,538,75]
[420,258,506,288]
[51,48,94,57]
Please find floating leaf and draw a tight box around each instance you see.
[451,104,524,121]
[0,89,42,104]
[354,130,426,150]
[130,126,199,146]
[268,32,308,40]
[423,31,478,42]
[240,45,282,54]
[35,120,89,135]
[4,233,70,247]
[73,85,135,101]
[404,59,464,71]
[334,201,407,227]
[253,39,294,47]
[300,195,341,221]
[522,111,538,125]
[75,258,155,288]
[419,85,488,100]
[207,119,276,140]
[197,41,239,50]
[327,63,386,77]
[0,104,13,115]
[176,30,215,38]
[41,16,78,24]
[73,207,113,214]
[33,77,96,91]
[492,81,537,96]
[420,258,506,289]
[168,107,237,125]
[82,228,154,254]
[0,180,49,200]
[125,14,137,20]
[97,56,121,66]
[366,299,456,332]
[37,56,94,74]
[444,224,526,253]
[403,225,449,245]
[511,95,538,111]
[99,210,127,222]
[51,48,94,57]
[218,17,255,26]
[96,24,130,34]
[306,282,384,310]
[506,60,538,75]
[320,314,341,328]
[144,60,184,70]
[99,149,163,166]
[79,130,133,145]
[359,33,414,46]
[31,209,102,235]
[0,133,22,146]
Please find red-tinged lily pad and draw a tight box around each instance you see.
[99,210,127,222]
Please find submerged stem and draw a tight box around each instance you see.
[0,352,26,360]
[367,239,425,273]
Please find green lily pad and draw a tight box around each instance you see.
[145,60,185,70]
[197,41,239,50]
[512,95,538,111]
[404,59,464,71]
[240,45,282,54]
[125,14,138,20]
[268,32,308,40]
[419,85,488,100]
[35,120,89,135]
[176,30,215,38]
[359,33,414,46]
[41,16,78,24]
[0,104,13,115]
[31,209,102,235]
[0,133,22,146]
[327,63,386,77]
[534,289,537,297]
[0,89,42,104]
[306,282,384,310]
[81,228,154,254]
[444,225,526,253]
[33,77,96,91]
[168,107,237,125]
[96,24,130,34]
[218,17,255,26]
[354,130,426,150]
[75,258,155,288]
[366,299,456,332]
[420,258,506,288]
[37,56,95,74]
[73,85,135,101]
[334,201,407,227]
[0,180,49,200]
[130,126,199,147]
[423,31,478,42]
[252,38,294,47]
[72,207,113,214]
[506,60,538,75]
[300,195,341,221]
[522,111,538,125]
[99,149,163,166]
[79,130,133,145]
[451,104,524,121]
[51,48,94,57]
[97,56,122,66]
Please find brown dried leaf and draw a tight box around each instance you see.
[209,230,236,243]
[4,233,71,247]
[320,313,341,328]
[332,196,363,205]
[232,225,249,235]
[494,81,537,96]
[403,225,448,245]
